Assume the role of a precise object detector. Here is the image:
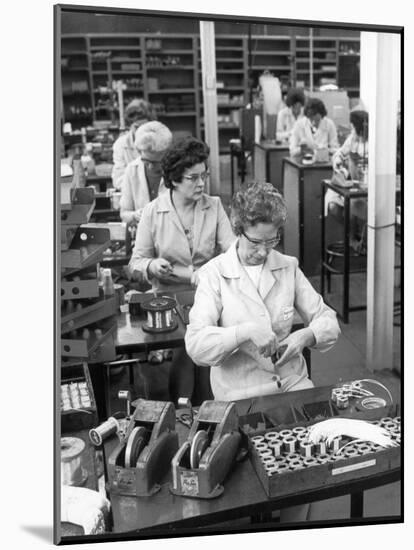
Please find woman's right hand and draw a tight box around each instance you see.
[238,322,278,358]
[148,258,173,280]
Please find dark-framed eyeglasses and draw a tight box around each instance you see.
[241,229,281,249]
[182,171,210,184]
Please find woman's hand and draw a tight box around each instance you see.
[133,208,143,223]
[237,322,278,358]
[274,328,315,368]
[148,258,173,280]
[190,269,200,287]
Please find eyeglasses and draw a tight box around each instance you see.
[241,230,281,249]
[182,171,210,184]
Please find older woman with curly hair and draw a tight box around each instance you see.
[129,136,234,292]
[185,181,340,402]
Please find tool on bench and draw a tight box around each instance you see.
[170,400,242,499]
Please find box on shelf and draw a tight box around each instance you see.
[61,362,98,432]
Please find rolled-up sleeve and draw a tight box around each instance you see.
[120,164,137,225]
[128,204,154,281]
[293,260,340,351]
[289,120,302,156]
[185,266,239,367]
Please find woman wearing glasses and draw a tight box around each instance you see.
[129,136,234,291]
[120,121,172,225]
[185,181,340,402]
[129,136,234,403]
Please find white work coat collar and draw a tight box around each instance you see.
[156,191,211,258]
[218,240,290,305]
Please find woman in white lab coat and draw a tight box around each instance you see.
[290,97,338,157]
[276,87,305,143]
[185,181,340,402]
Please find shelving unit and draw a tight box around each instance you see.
[61,31,361,142]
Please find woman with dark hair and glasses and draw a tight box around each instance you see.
[185,181,340,402]
[129,136,234,291]
[129,137,234,403]
[290,97,338,157]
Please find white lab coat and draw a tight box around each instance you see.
[111,130,139,190]
[185,241,340,401]
[290,116,339,157]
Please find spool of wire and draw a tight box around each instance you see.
[254,442,268,451]
[141,296,178,333]
[289,460,304,470]
[329,437,342,452]
[266,465,279,476]
[258,449,273,459]
[359,396,387,410]
[303,457,318,468]
[269,441,282,456]
[61,437,88,486]
[292,426,307,436]
[275,463,290,474]
[315,441,327,455]
[336,395,349,410]
[356,444,371,455]
[274,455,287,465]
[296,432,309,443]
[317,454,330,464]
[251,435,265,444]
[264,431,280,442]
[261,455,276,465]
[282,436,296,454]
[89,417,119,446]
[344,448,359,458]
[279,429,293,438]
[300,441,314,458]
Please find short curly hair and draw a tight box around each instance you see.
[304,98,327,118]
[134,121,172,154]
[162,137,210,189]
[125,99,157,126]
[231,181,287,236]
[350,110,369,139]
[285,88,306,108]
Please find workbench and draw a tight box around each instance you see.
[253,141,289,192]
[282,157,334,276]
[61,385,400,541]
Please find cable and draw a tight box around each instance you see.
[367,223,397,230]
[357,379,394,405]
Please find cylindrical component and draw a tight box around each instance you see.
[279,429,293,438]
[258,449,273,459]
[289,460,304,470]
[264,431,280,442]
[274,455,287,465]
[261,455,276,465]
[269,441,282,456]
[336,395,349,409]
[394,416,401,425]
[303,457,318,467]
[331,388,343,403]
[356,444,371,455]
[344,448,359,458]
[285,452,301,463]
[300,441,314,458]
[89,417,119,446]
[329,437,342,452]
[251,435,265,444]
[266,465,279,476]
[275,463,290,474]
[61,437,87,486]
[317,454,330,464]
[292,426,307,436]
[296,433,309,443]
[282,436,296,454]
[253,442,267,452]
[315,441,327,455]
[102,268,115,297]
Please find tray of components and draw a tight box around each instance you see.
[61,292,117,334]
[61,316,117,358]
[61,187,96,226]
[61,362,98,432]
[248,414,401,498]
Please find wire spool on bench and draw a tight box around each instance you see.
[141,296,178,333]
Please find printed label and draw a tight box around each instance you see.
[180,470,199,496]
[332,459,376,476]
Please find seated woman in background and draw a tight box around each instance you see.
[120,121,172,226]
[290,97,338,157]
[328,110,369,252]
[276,87,305,143]
[111,99,157,190]
[129,136,235,402]
[185,181,340,402]
[129,136,234,292]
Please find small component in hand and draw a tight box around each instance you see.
[271,345,288,364]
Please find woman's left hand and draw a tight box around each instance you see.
[274,328,315,368]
